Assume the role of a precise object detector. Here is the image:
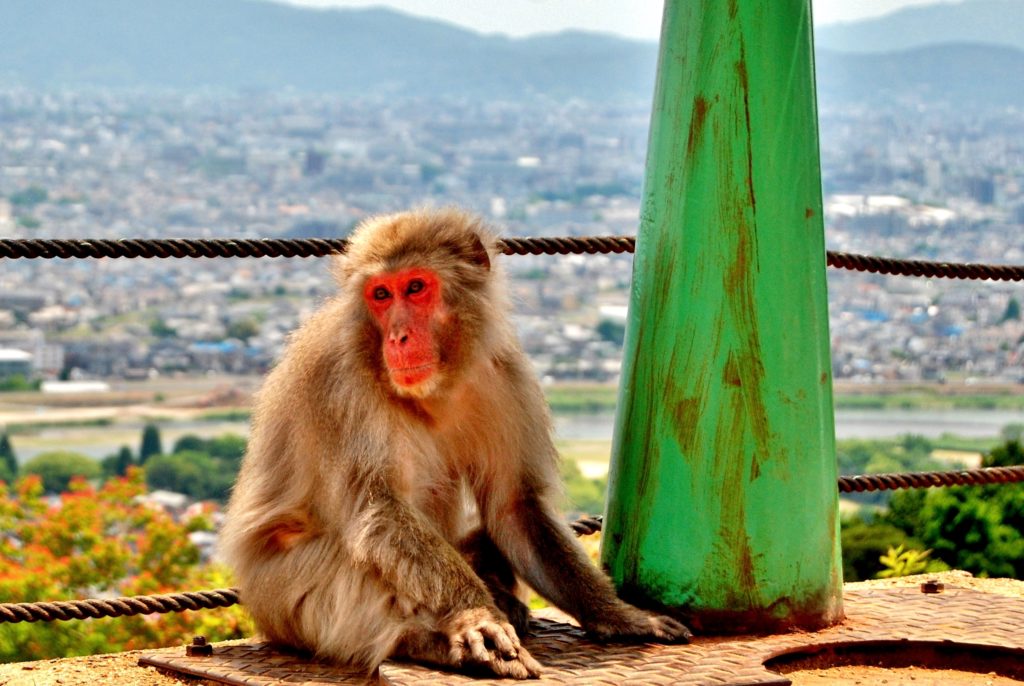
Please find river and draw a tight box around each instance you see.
[12,408,1024,463]
[554,408,1024,441]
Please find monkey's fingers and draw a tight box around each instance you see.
[649,614,693,643]
[480,621,520,658]
[464,628,492,664]
[447,634,470,665]
[482,651,543,679]
[492,645,541,680]
[569,516,602,536]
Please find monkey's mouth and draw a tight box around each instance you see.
[390,363,438,387]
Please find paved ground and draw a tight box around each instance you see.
[0,572,1021,686]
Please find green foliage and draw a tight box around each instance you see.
[560,458,607,516]
[840,518,916,581]
[544,385,618,414]
[15,215,41,229]
[918,485,1024,578]
[226,318,259,341]
[205,434,246,464]
[837,435,939,475]
[0,470,253,661]
[836,435,942,505]
[101,446,135,479]
[145,434,246,502]
[21,451,100,494]
[172,434,207,454]
[877,544,946,578]
[5,418,112,434]
[832,392,1024,411]
[0,374,39,393]
[983,439,1024,468]
[1001,297,1021,322]
[8,185,48,206]
[880,440,1024,579]
[884,488,927,535]
[148,318,177,338]
[0,434,17,484]
[199,408,251,422]
[145,452,223,500]
[596,320,625,346]
[139,424,163,464]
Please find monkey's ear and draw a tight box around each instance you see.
[469,234,491,271]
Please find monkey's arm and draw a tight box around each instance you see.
[488,487,692,643]
[349,485,495,613]
[347,483,542,677]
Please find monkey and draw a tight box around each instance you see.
[219,208,691,680]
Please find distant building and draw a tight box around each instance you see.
[0,291,49,312]
[303,148,326,176]
[0,349,33,380]
[965,176,996,205]
[40,380,111,394]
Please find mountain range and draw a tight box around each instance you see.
[1,0,1022,105]
[815,0,1024,53]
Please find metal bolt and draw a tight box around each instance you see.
[920,579,944,594]
[186,635,213,657]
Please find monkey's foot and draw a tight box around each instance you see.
[444,607,542,679]
[585,605,693,645]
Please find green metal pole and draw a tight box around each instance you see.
[602,0,843,632]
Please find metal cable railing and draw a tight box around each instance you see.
[1,236,1024,280]
[0,589,239,624]
[1,236,1023,625]
[837,465,1024,493]
[2,465,1022,625]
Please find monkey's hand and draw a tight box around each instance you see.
[584,603,693,645]
[443,607,543,679]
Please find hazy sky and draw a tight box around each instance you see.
[278,0,960,41]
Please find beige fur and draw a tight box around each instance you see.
[220,208,690,679]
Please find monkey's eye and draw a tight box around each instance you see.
[406,279,425,296]
[372,286,391,301]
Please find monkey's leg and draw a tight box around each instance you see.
[237,538,416,671]
[459,529,530,637]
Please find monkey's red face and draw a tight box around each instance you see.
[364,268,448,395]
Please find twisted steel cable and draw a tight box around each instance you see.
[826,251,1024,282]
[0,588,239,624]
[0,238,349,260]
[0,236,635,260]
[837,465,1024,493]
[498,236,636,256]
[4,465,1024,625]
[0,518,604,624]
[2,236,1024,280]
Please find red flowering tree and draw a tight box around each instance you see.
[0,468,252,662]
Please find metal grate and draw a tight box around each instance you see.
[140,584,1024,685]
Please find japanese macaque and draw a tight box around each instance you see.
[220,208,691,679]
